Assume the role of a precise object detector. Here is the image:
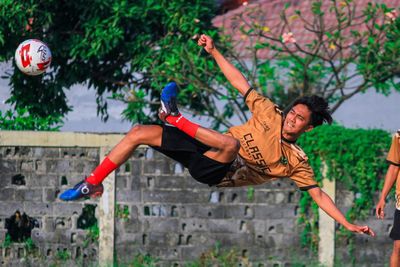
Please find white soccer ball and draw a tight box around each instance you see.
[15,39,52,76]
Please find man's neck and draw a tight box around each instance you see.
[281,132,299,143]
[282,134,297,144]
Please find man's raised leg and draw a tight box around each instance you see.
[160,82,240,164]
[59,125,163,201]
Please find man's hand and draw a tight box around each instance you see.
[308,187,375,237]
[345,223,375,236]
[375,199,386,219]
[195,33,251,95]
[197,34,215,54]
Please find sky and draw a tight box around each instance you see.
[333,90,400,132]
[62,84,400,133]
[0,62,399,133]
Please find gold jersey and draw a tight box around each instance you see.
[217,89,318,190]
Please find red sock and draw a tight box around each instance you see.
[166,114,200,138]
[85,157,118,185]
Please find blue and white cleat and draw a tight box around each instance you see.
[160,82,180,117]
[59,180,104,201]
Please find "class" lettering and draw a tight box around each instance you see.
[243,133,271,174]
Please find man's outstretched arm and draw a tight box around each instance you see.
[308,187,375,236]
[376,164,399,219]
[197,34,251,96]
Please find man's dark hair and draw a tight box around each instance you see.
[292,95,333,127]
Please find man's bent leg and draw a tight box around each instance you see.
[165,117,239,163]
[160,83,239,164]
[195,127,240,163]
[151,125,234,186]
[59,125,163,201]
[87,124,163,184]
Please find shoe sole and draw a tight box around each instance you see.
[90,191,103,198]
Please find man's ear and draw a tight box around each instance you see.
[304,125,314,133]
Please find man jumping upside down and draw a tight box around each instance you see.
[60,34,375,237]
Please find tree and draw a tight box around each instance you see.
[120,0,400,130]
[214,0,400,116]
[0,107,62,131]
[0,0,225,126]
[1,1,399,132]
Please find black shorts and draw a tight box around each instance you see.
[390,209,400,240]
[151,125,233,186]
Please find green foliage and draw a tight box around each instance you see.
[119,249,324,266]
[221,1,400,115]
[83,222,100,248]
[77,204,99,247]
[130,254,159,267]
[246,187,255,201]
[87,223,100,241]
[1,1,399,131]
[24,237,36,252]
[0,107,62,131]
[0,0,224,126]
[185,242,250,267]
[297,192,319,251]
[297,125,391,250]
[357,5,400,95]
[1,233,12,248]
[115,204,130,221]
[24,237,40,258]
[55,249,71,261]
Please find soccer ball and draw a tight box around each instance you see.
[15,39,52,76]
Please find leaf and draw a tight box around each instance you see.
[325,32,333,39]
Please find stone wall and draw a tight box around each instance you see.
[0,131,394,266]
[0,146,100,266]
[114,147,307,266]
[334,183,395,265]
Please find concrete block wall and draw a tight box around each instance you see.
[334,183,394,266]
[0,131,395,266]
[0,146,100,267]
[114,147,313,266]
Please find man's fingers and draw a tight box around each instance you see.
[360,226,375,237]
[352,225,375,236]
[375,207,385,219]
[375,208,380,218]
[366,228,375,237]
[379,211,384,219]
[193,34,205,46]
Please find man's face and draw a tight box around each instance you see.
[283,104,314,137]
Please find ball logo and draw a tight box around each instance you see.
[36,45,51,70]
[81,185,90,195]
[37,60,51,71]
[19,43,32,68]
[37,45,47,61]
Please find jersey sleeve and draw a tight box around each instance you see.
[387,132,400,166]
[244,88,277,115]
[289,161,319,191]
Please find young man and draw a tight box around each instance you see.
[376,130,400,266]
[60,34,374,236]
